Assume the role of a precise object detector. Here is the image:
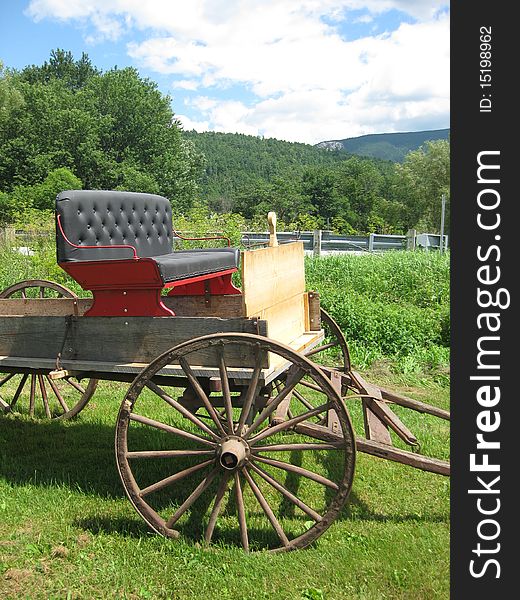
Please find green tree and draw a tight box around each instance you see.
[0,52,202,213]
[301,167,340,222]
[20,48,99,90]
[395,139,450,231]
[333,157,386,232]
[6,167,82,215]
[0,60,23,116]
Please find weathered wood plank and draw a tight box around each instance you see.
[362,401,393,445]
[0,298,88,316]
[0,316,268,368]
[355,437,450,476]
[167,295,244,317]
[241,242,305,316]
[307,292,321,331]
[352,371,418,446]
[0,355,267,382]
[293,421,450,476]
[379,386,451,420]
[0,295,245,318]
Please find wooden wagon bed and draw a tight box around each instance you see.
[0,241,323,384]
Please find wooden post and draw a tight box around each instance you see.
[267,212,278,247]
[313,230,322,257]
[406,229,416,250]
[0,227,15,246]
[439,194,446,253]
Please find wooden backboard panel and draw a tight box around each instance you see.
[241,241,305,317]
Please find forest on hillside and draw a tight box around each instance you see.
[0,50,450,234]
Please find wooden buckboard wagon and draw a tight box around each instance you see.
[0,190,450,552]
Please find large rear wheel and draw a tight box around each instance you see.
[115,333,356,552]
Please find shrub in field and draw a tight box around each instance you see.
[1,224,449,378]
[306,251,450,375]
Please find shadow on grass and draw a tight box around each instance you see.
[75,512,285,550]
[343,491,447,524]
[0,416,123,498]
[74,515,152,537]
[0,414,446,548]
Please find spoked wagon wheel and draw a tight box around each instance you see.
[116,333,356,552]
[305,308,351,377]
[0,279,77,299]
[0,279,98,420]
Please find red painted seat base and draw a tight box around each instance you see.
[59,259,241,317]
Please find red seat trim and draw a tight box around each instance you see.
[59,259,240,316]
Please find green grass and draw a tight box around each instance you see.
[306,252,450,380]
[1,377,449,599]
[1,242,450,598]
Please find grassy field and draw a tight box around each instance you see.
[0,243,450,599]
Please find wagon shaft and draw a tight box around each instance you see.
[308,367,450,476]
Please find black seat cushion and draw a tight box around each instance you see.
[153,248,240,283]
[56,190,173,262]
[56,189,240,284]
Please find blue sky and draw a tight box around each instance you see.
[0,1,449,144]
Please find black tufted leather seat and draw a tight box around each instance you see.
[56,190,239,283]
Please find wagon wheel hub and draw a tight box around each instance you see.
[217,435,250,470]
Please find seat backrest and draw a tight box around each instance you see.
[56,190,173,262]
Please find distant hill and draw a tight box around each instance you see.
[183,130,350,204]
[316,129,450,162]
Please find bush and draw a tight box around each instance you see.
[306,251,450,375]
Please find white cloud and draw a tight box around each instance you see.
[172,79,200,91]
[26,0,450,142]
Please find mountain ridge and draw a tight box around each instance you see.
[316,128,450,162]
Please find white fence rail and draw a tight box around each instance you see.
[1,227,448,256]
[241,230,449,255]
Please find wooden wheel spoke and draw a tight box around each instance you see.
[204,472,232,544]
[305,341,339,358]
[234,472,249,551]
[253,455,339,490]
[127,449,213,459]
[29,375,36,416]
[249,402,331,445]
[140,459,215,498]
[0,373,16,387]
[129,413,216,448]
[244,368,305,439]
[37,374,52,419]
[0,395,10,412]
[10,374,29,410]
[145,381,220,441]
[236,345,263,436]
[179,357,227,436]
[39,286,45,298]
[242,468,290,547]
[45,376,70,414]
[252,442,342,452]
[297,379,323,393]
[249,462,322,522]
[217,347,234,433]
[165,467,220,528]
[64,378,85,394]
[292,388,315,411]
